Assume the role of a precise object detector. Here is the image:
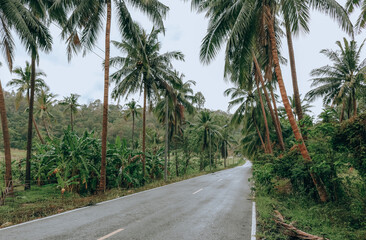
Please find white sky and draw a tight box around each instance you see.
[0,0,364,118]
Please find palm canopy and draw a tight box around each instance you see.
[36,89,57,119]
[194,111,222,151]
[306,38,366,107]
[123,99,141,121]
[154,73,196,138]
[7,61,48,108]
[110,26,184,101]
[60,0,168,60]
[0,0,52,69]
[192,0,352,66]
[60,93,81,115]
[346,0,366,30]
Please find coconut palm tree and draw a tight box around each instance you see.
[220,124,236,167]
[194,92,205,110]
[36,90,57,138]
[192,0,330,202]
[278,94,314,121]
[110,26,184,177]
[154,73,195,177]
[306,38,366,122]
[0,0,52,192]
[7,61,48,108]
[280,0,352,122]
[194,111,222,171]
[22,0,53,190]
[62,0,168,192]
[346,0,366,30]
[60,94,81,131]
[123,99,141,149]
[7,61,48,143]
[225,83,270,153]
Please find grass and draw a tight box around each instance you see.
[0,157,245,228]
[255,191,366,240]
[0,148,26,160]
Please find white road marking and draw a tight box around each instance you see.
[192,188,203,195]
[217,179,223,182]
[0,164,248,231]
[243,161,252,168]
[251,202,256,240]
[97,228,124,240]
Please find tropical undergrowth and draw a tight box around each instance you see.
[252,113,366,240]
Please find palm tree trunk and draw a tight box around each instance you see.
[32,117,44,144]
[175,148,179,177]
[70,109,73,131]
[0,81,12,194]
[269,83,283,138]
[253,53,285,151]
[25,55,36,190]
[286,23,303,121]
[42,117,51,139]
[132,113,135,149]
[352,90,357,118]
[99,0,112,192]
[266,8,328,202]
[142,84,147,177]
[254,120,266,152]
[164,95,168,181]
[27,93,44,144]
[224,141,227,168]
[340,101,345,122]
[255,73,272,154]
[209,132,212,171]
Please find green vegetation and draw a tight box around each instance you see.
[252,113,366,239]
[1,0,366,238]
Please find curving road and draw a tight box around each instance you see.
[0,162,253,240]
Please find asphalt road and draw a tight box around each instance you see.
[0,162,253,240]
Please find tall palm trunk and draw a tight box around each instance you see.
[352,90,357,118]
[0,81,12,194]
[32,117,44,144]
[99,0,111,192]
[209,131,212,170]
[266,8,328,202]
[175,148,179,177]
[286,24,303,121]
[42,117,51,139]
[254,119,266,152]
[253,53,285,151]
[269,83,283,138]
[223,141,227,168]
[340,101,345,122]
[132,112,135,149]
[27,93,44,145]
[255,73,272,154]
[142,84,147,177]
[25,55,36,190]
[164,95,168,181]
[70,109,73,131]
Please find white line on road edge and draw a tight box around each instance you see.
[0,206,89,231]
[243,161,252,168]
[97,228,124,240]
[0,165,246,231]
[251,202,256,240]
[192,188,203,195]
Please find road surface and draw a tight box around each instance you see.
[0,162,253,240]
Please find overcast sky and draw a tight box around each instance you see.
[0,0,364,117]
